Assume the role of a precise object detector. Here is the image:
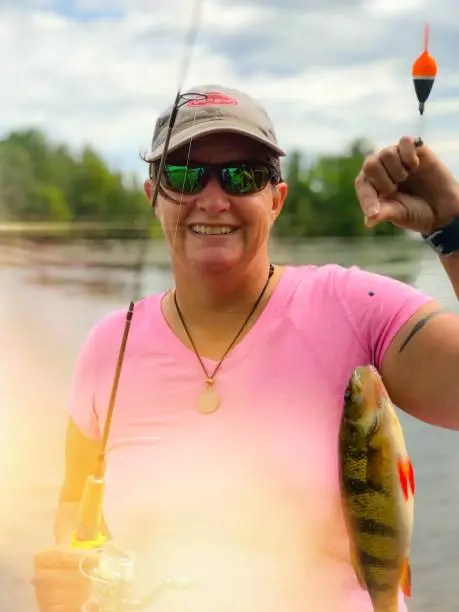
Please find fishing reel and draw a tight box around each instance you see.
[79,542,194,612]
[79,543,136,612]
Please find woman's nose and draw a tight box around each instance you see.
[196,176,230,214]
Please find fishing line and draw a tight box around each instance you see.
[162,0,205,259]
[132,0,206,302]
[176,0,203,94]
[417,24,429,143]
[72,0,208,561]
[418,24,429,141]
[102,0,206,464]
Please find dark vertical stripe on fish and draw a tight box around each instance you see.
[358,551,399,570]
[354,517,397,537]
[366,581,394,593]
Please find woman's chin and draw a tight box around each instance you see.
[187,249,243,275]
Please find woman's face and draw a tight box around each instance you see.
[144,133,288,276]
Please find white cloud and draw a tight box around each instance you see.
[1,0,459,180]
[363,0,427,16]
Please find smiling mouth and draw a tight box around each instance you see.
[190,225,237,235]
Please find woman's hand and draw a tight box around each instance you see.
[355,136,459,234]
[31,547,98,612]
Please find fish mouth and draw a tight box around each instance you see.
[365,408,381,439]
[345,404,381,445]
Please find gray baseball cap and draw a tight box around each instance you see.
[147,84,286,162]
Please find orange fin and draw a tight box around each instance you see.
[398,458,409,500]
[398,457,415,500]
[400,556,411,597]
[408,458,415,496]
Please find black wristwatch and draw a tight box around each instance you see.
[422,216,459,257]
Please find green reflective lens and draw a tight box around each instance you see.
[222,166,270,194]
[164,165,204,193]
[162,163,272,196]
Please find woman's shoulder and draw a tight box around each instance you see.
[282,262,363,293]
[284,262,410,293]
[84,292,165,350]
[281,262,427,318]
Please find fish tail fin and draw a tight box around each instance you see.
[400,556,412,597]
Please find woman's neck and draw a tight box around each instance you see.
[173,258,277,321]
[162,258,282,359]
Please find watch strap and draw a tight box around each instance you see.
[422,216,459,257]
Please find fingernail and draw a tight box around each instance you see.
[364,216,377,228]
[366,205,379,218]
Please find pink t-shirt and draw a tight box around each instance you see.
[69,264,432,612]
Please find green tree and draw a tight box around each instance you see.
[0,129,150,231]
[0,128,405,238]
[275,138,404,238]
[0,141,36,220]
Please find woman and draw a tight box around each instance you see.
[32,84,459,612]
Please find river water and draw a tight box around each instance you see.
[1,235,458,612]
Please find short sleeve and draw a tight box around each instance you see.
[67,325,101,440]
[333,265,434,369]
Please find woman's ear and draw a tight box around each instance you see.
[144,179,153,203]
[144,179,161,219]
[272,182,288,222]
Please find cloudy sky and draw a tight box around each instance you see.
[2,0,459,179]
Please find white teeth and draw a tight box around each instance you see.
[191,225,234,235]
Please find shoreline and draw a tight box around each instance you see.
[0,234,425,273]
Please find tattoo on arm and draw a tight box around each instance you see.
[398,309,446,353]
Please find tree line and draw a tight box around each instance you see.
[0,128,402,238]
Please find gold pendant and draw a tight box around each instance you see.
[196,379,220,414]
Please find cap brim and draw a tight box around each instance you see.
[147,120,286,162]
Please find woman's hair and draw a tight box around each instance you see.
[141,151,283,207]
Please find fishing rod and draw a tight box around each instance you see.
[71,300,134,552]
[72,1,206,610]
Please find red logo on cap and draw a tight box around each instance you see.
[186,91,238,107]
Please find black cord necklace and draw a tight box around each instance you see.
[173,263,275,414]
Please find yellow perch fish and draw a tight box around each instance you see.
[339,365,415,612]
